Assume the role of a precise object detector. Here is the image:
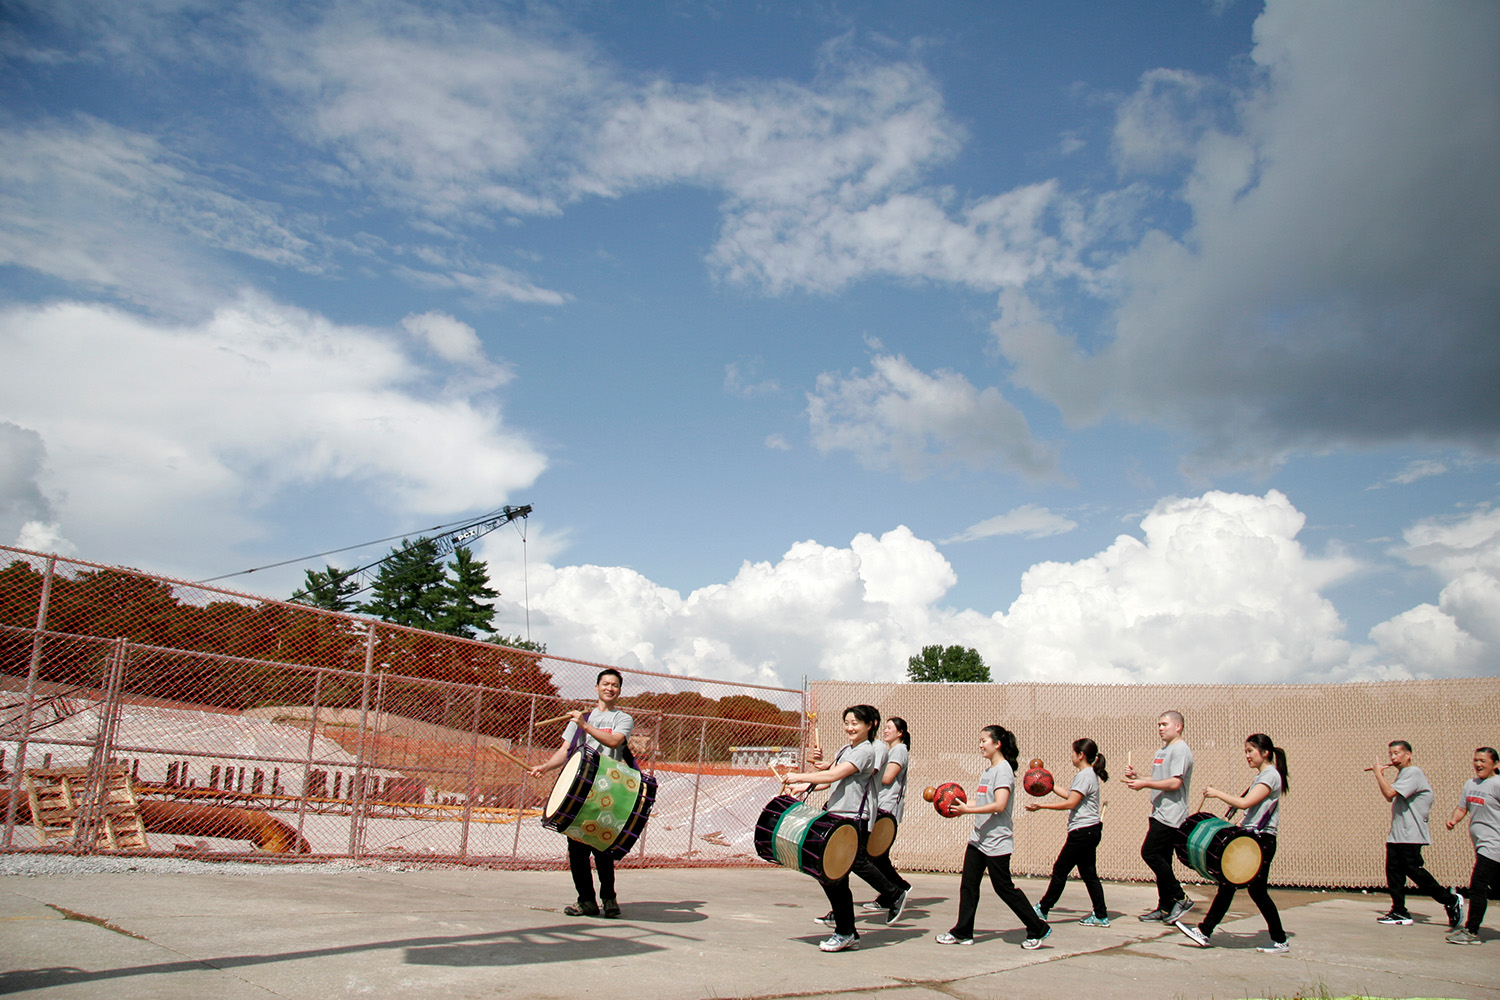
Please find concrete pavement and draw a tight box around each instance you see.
[2,864,1497,999]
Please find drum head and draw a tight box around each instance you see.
[822,823,859,881]
[867,815,897,858]
[544,752,585,820]
[1219,834,1263,885]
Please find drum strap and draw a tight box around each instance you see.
[830,744,876,823]
[568,709,644,772]
[1226,784,1279,831]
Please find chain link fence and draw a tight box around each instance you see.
[0,546,804,868]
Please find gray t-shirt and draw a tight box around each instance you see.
[562,708,634,761]
[1150,740,1194,828]
[1387,765,1435,845]
[879,742,910,822]
[1067,766,1102,832]
[1459,774,1500,863]
[969,760,1016,856]
[825,741,880,827]
[1239,767,1281,836]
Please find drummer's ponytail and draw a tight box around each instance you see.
[1074,737,1108,783]
[889,716,912,750]
[983,725,1020,773]
[1247,733,1289,794]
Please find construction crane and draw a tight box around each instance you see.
[339,504,532,596]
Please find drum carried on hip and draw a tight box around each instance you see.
[542,746,657,859]
[1175,811,1262,885]
[866,810,898,859]
[754,795,859,883]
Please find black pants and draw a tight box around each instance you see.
[861,846,911,897]
[1141,818,1184,910]
[950,844,1048,939]
[568,837,615,904]
[1038,823,1107,918]
[820,828,897,936]
[1385,842,1457,914]
[1199,834,1284,943]
[1466,853,1500,933]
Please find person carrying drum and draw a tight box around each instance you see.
[530,668,635,919]
[1174,733,1290,954]
[859,716,913,913]
[1123,710,1195,924]
[779,704,906,952]
[1025,737,1110,927]
[936,725,1051,950]
[1371,739,1464,929]
[1443,746,1500,944]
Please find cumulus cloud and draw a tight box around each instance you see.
[0,422,61,546]
[807,354,1059,481]
[0,295,546,569]
[942,505,1078,544]
[474,490,1500,689]
[999,0,1500,468]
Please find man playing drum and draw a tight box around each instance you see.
[1371,740,1464,929]
[531,668,635,918]
[1123,710,1195,924]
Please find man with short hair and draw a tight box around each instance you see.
[1124,710,1194,924]
[532,668,635,918]
[1372,740,1464,929]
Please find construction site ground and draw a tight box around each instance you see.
[1,862,1497,1000]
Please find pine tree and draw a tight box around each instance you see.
[437,546,499,638]
[289,564,360,612]
[358,537,447,629]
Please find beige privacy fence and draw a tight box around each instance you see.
[811,678,1500,889]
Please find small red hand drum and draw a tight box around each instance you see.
[1023,758,1054,797]
[924,781,967,817]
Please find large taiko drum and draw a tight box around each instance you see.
[1175,811,1262,885]
[542,746,657,858]
[754,795,859,883]
[866,810,898,859]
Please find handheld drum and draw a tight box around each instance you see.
[1174,812,1262,885]
[1023,758,1054,797]
[542,746,657,859]
[866,810,898,858]
[754,795,859,883]
[923,782,967,817]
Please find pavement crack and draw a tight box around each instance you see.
[45,904,149,941]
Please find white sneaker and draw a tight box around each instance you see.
[935,932,974,945]
[1257,941,1290,954]
[1175,921,1211,947]
[859,901,884,911]
[819,932,859,952]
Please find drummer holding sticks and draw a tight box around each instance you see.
[776,704,908,953]
[530,668,635,919]
[1174,734,1290,954]
[1123,710,1195,925]
[1369,740,1464,930]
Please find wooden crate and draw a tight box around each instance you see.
[24,765,148,850]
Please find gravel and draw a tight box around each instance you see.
[0,853,450,878]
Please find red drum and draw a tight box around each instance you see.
[1023,758,1054,797]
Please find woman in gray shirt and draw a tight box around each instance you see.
[1175,733,1289,954]
[1026,738,1110,926]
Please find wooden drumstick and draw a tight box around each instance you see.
[809,711,821,756]
[494,745,532,770]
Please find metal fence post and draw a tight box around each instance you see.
[2,556,54,849]
[511,693,537,860]
[348,626,376,858]
[686,718,707,856]
[458,686,482,859]
[295,668,324,850]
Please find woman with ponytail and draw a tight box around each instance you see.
[1026,738,1111,926]
[1175,733,1290,954]
[937,725,1051,949]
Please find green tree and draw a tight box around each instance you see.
[289,564,360,612]
[906,644,990,682]
[359,537,447,629]
[436,547,498,638]
[488,633,545,653]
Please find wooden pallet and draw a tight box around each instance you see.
[24,766,148,850]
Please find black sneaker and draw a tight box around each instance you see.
[564,900,600,917]
[602,898,621,919]
[1447,891,1465,930]
[1139,908,1169,922]
[1376,910,1413,925]
[887,888,910,925]
[1165,897,1195,923]
[813,910,836,926]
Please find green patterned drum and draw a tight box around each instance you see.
[542,747,655,857]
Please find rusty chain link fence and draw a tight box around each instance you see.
[811,678,1500,890]
[0,545,804,869]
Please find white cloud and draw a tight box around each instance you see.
[0,422,58,544]
[807,354,1059,481]
[942,505,1078,544]
[0,294,546,570]
[1370,459,1451,489]
[1000,0,1500,467]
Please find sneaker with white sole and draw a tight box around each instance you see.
[935,932,974,945]
[813,910,836,926]
[1175,921,1211,947]
[1447,891,1466,930]
[1165,897,1195,923]
[888,888,910,925]
[1021,926,1052,950]
[819,931,859,952]
[1376,910,1414,925]
[859,901,885,912]
[1446,927,1481,945]
[1257,940,1290,954]
[1138,908,1168,922]
[1078,914,1110,927]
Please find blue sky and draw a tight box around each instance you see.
[3,0,1498,688]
